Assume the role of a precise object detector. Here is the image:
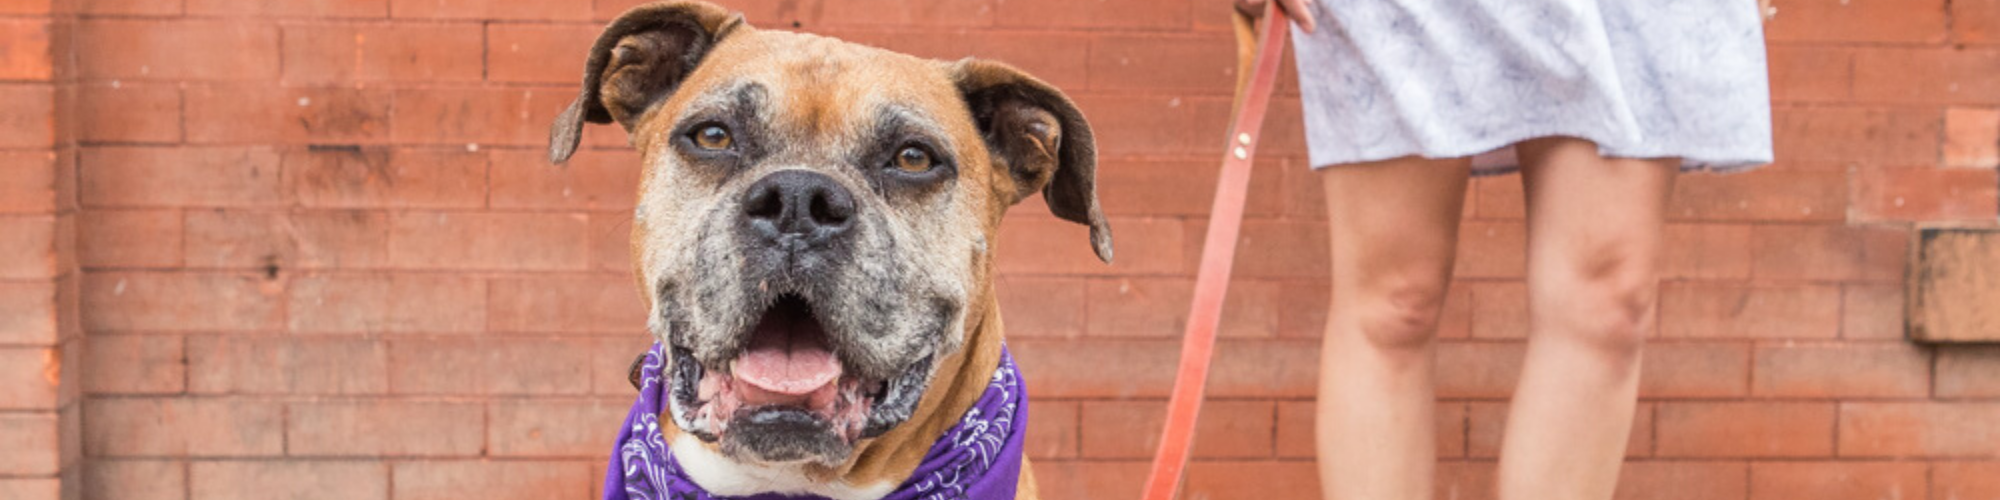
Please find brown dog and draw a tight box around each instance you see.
[548,1,1109,498]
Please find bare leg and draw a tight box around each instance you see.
[1316,156,1471,500]
[1497,137,1677,500]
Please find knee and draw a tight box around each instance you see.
[1350,278,1453,352]
[1539,245,1659,357]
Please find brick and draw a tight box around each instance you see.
[84,460,186,500]
[994,276,1086,339]
[995,216,1184,276]
[1434,461,1497,500]
[188,336,387,395]
[1659,283,1841,339]
[1773,106,1939,164]
[1853,48,2000,105]
[488,276,644,333]
[1466,281,1525,339]
[1468,402,1650,458]
[0,282,57,345]
[188,0,388,16]
[0,85,53,149]
[1668,170,1844,222]
[821,0,996,26]
[0,479,58,499]
[1091,159,1288,218]
[486,23,598,84]
[1766,46,1852,103]
[1661,223,1755,280]
[85,398,284,457]
[288,274,485,333]
[1750,225,1906,282]
[827,31,1092,91]
[1841,285,1905,340]
[1960,0,2000,44]
[1274,279,1331,339]
[1069,95,1202,156]
[77,84,180,144]
[1613,461,1747,500]
[588,213,634,273]
[81,272,284,333]
[0,215,55,279]
[1938,345,2000,397]
[1208,339,1319,398]
[0,151,56,214]
[390,337,592,395]
[489,148,637,210]
[283,23,482,83]
[1024,400,1077,459]
[184,210,390,270]
[589,336,654,396]
[1088,34,1234,92]
[1276,401,1466,458]
[391,460,592,500]
[1838,402,2000,457]
[78,210,181,268]
[1655,402,1835,458]
[1182,461,1318,500]
[391,0,590,20]
[1640,342,1751,398]
[1849,166,1999,222]
[1436,341,1525,398]
[391,87,571,146]
[1079,400,1272,459]
[184,86,393,144]
[190,461,387,500]
[488,399,629,457]
[81,147,286,208]
[1945,107,2000,168]
[1749,462,1925,500]
[1011,339,1176,398]
[1085,277,1278,339]
[83,335,183,395]
[1029,461,1147,500]
[1453,220,1527,279]
[1226,219,1332,280]
[0,413,57,475]
[71,0,179,15]
[997,0,1189,30]
[1753,342,1930,398]
[288,401,482,456]
[286,148,487,208]
[76,20,279,80]
[388,212,590,270]
[1765,0,1947,43]
[0,20,51,81]
[1934,462,2000,500]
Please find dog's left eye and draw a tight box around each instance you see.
[892,145,933,173]
[690,124,733,150]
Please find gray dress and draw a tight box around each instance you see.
[1291,0,1775,174]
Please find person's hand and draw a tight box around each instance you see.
[1235,0,1318,33]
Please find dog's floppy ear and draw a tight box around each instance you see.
[549,1,743,164]
[953,59,1112,263]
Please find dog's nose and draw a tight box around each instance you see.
[741,170,857,247]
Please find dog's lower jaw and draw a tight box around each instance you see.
[673,434,897,500]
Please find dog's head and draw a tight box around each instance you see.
[550,1,1109,470]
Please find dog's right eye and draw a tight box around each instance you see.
[689,124,733,150]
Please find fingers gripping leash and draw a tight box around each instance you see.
[1139,3,1291,500]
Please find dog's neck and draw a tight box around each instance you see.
[669,292,1008,499]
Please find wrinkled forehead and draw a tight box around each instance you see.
[657,30,979,150]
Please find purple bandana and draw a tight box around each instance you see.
[603,342,1027,500]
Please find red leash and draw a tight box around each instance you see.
[1139,4,1290,499]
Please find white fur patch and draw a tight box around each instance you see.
[672,435,895,500]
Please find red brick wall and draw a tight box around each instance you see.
[4,0,1997,499]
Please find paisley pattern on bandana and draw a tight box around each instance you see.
[602,342,1027,500]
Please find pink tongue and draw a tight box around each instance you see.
[730,314,842,396]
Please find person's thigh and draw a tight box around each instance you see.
[1320,155,1472,343]
[1515,137,1677,346]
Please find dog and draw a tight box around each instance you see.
[547,2,1111,498]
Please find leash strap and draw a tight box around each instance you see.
[1139,4,1290,499]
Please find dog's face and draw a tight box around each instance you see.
[549,1,1111,471]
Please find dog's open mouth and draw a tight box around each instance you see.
[667,293,933,463]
